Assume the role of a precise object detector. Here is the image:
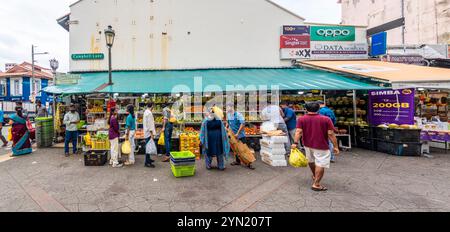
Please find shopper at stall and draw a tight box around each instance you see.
[9,106,32,156]
[318,100,337,163]
[36,100,47,118]
[280,101,297,146]
[125,104,136,166]
[108,107,123,168]
[0,109,8,147]
[63,104,80,157]
[226,104,255,170]
[143,102,156,168]
[200,107,230,171]
[161,103,174,162]
[261,104,291,154]
[292,102,339,192]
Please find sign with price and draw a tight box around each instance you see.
[368,88,415,126]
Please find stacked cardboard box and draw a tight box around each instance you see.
[260,136,288,167]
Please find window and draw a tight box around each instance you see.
[10,78,22,96]
[32,79,42,96]
[0,79,6,96]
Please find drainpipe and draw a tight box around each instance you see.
[401,0,406,52]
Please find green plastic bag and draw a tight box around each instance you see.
[289,148,308,168]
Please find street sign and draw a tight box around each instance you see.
[55,73,81,85]
[71,53,104,60]
[370,32,387,57]
[310,26,356,41]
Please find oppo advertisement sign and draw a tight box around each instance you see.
[311,26,356,41]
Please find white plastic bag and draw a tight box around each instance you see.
[146,139,157,155]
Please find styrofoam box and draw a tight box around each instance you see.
[260,152,286,161]
[260,148,286,157]
[262,157,288,167]
[262,136,289,144]
[260,140,287,149]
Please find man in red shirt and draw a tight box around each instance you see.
[292,102,339,192]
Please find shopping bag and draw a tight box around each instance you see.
[289,148,308,168]
[7,127,12,141]
[158,135,165,146]
[146,139,157,155]
[121,141,131,155]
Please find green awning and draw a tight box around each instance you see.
[43,68,385,94]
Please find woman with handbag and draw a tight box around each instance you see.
[124,104,136,166]
[161,103,175,162]
[109,107,123,168]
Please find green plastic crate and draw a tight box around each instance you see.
[171,164,196,178]
[171,151,196,160]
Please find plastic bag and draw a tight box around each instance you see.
[146,139,157,155]
[7,127,12,141]
[121,141,131,155]
[158,135,165,146]
[289,148,308,168]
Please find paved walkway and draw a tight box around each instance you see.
[0,146,449,212]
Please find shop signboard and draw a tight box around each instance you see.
[280,35,310,49]
[368,89,415,126]
[71,53,104,60]
[310,42,368,60]
[280,49,311,60]
[370,32,387,56]
[282,25,310,35]
[310,26,355,41]
[56,73,81,85]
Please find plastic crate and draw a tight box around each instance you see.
[171,151,196,160]
[91,139,110,150]
[171,164,196,178]
[84,151,108,166]
[372,127,421,143]
[355,126,371,138]
[376,141,422,157]
[356,137,375,150]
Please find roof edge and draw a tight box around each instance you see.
[265,0,305,20]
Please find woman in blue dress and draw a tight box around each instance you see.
[200,107,230,171]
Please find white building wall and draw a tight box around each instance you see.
[69,0,305,72]
[340,0,450,45]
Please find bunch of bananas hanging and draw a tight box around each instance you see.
[55,103,63,133]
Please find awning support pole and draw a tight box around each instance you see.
[353,90,358,145]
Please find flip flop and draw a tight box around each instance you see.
[311,186,328,192]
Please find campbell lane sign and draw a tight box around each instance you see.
[311,26,356,41]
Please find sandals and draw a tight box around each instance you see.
[230,161,240,166]
[311,186,328,192]
[247,165,255,170]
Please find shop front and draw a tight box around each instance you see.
[300,60,450,154]
[43,67,386,165]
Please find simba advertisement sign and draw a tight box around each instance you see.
[368,89,415,126]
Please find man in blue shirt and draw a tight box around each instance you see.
[318,101,337,162]
[280,102,297,147]
[226,104,254,170]
[0,109,8,147]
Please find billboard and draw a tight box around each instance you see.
[368,89,415,126]
[310,42,368,60]
[282,25,310,35]
[310,26,356,41]
[280,49,311,59]
[370,32,387,57]
[280,35,310,49]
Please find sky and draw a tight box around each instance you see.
[0,0,341,72]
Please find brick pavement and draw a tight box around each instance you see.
[0,146,449,212]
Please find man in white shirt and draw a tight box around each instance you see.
[261,105,291,154]
[63,104,80,157]
[143,102,157,168]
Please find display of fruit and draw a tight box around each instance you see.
[245,127,260,136]
[388,124,399,129]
